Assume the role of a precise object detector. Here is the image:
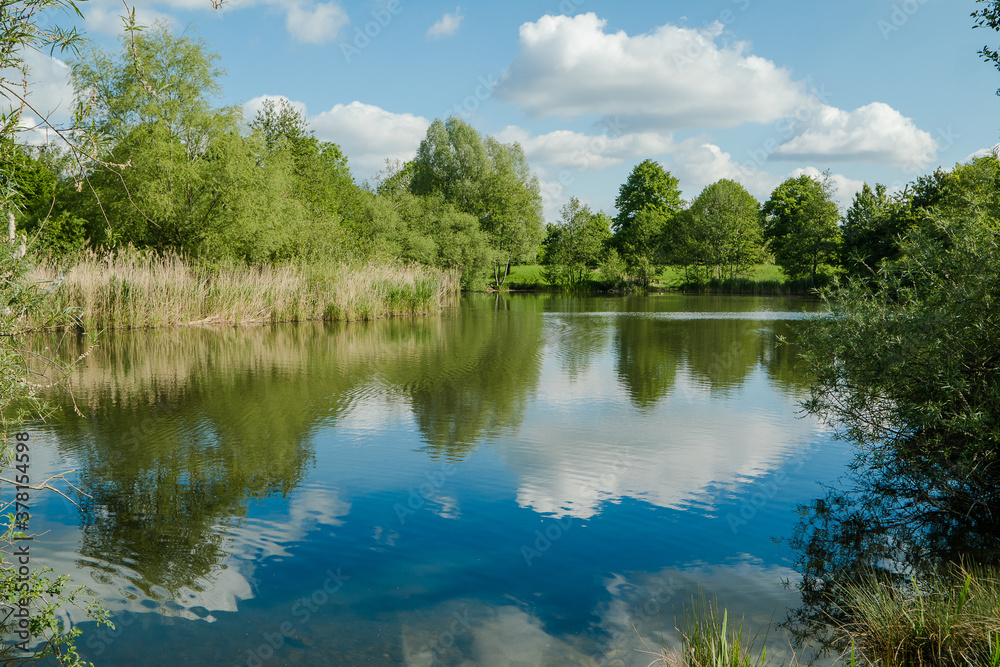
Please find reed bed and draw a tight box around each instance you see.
[828,564,1000,667]
[27,250,460,330]
[649,565,1000,667]
[653,597,781,667]
[677,276,828,296]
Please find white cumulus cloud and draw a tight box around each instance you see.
[775,102,938,170]
[18,50,75,122]
[496,13,809,131]
[0,50,75,145]
[309,101,429,177]
[284,1,349,44]
[427,7,463,39]
[243,97,429,178]
[496,126,675,172]
[667,140,781,201]
[962,146,1000,163]
[243,94,309,122]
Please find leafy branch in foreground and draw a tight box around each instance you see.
[0,234,109,664]
[0,4,163,662]
[799,203,1000,474]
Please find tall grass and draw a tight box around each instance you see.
[649,565,1000,667]
[654,597,779,667]
[26,250,460,330]
[830,564,1000,667]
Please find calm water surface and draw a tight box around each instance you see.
[22,293,849,666]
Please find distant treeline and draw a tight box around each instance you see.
[540,155,1000,292]
[12,25,1000,294]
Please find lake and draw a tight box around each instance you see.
[18,293,849,666]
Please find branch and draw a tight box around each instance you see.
[0,471,89,507]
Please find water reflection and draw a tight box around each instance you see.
[387,304,545,460]
[614,315,682,409]
[17,294,840,665]
[785,454,1000,652]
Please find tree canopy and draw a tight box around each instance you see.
[686,179,763,280]
[612,159,683,287]
[410,117,544,287]
[840,183,905,277]
[762,173,840,284]
[801,182,1000,478]
[542,196,612,289]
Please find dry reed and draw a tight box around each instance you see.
[27,250,460,330]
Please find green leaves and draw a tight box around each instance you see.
[973,0,1000,93]
[762,173,840,284]
[410,117,543,287]
[542,197,611,290]
[612,159,684,288]
[612,158,683,232]
[681,178,763,281]
[802,205,1000,470]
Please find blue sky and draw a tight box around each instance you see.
[23,0,1000,222]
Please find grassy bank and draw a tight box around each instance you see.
[651,565,1000,666]
[27,251,460,330]
[504,264,825,295]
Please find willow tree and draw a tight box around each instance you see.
[411,117,543,287]
[70,25,323,261]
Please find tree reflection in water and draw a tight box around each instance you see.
[784,450,1000,655]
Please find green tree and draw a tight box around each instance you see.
[249,98,310,152]
[362,191,492,289]
[542,197,611,290]
[369,159,414,197]
[762,173,840,284]
[840,183,907,277]
[598,247,627,288]
[613,160,683,287]
[411,117,543,287]
[662,209,707,284]
[481,137,545,285]
[613,159,684,230]
[688,179,763,280]
[801,204,1000,473]
[840,157,1000,279]
[72,25,244,252]
[71,26,350,262]
[3,146,95,255]
[249,98,362,232]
